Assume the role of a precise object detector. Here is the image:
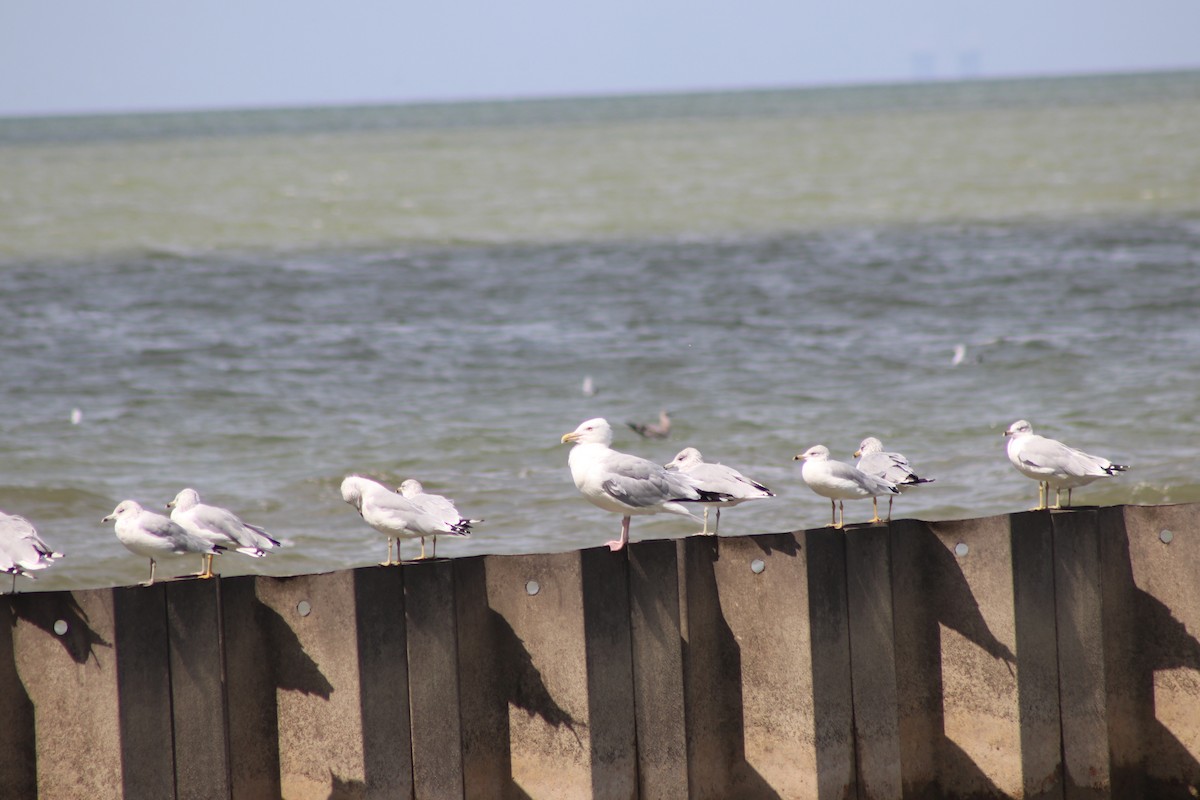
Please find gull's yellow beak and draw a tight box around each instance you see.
[853,449,862,457]
[561,431,579,444]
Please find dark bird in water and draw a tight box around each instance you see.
[627,409,671,439]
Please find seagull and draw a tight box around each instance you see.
[103,499,225,585]
[853,437,934,521]
[627,409,671,439]
[167,488,281,578]
[1003,420,1129,509]
[397,479,481,559]
[664,447,774,534]
[561,418,729,551]
[794,444,899,528]
[341,476,470,564]
[0,510,63,593]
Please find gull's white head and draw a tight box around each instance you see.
[1004,420,1033,438]
[102,499,143,523]
[854,437,883,458]
[398,479,423,497]
[167,487,201,511]
[561,417,613,446]
[794,445,830,462]
[666,447,703,470]
[341,476,372,510]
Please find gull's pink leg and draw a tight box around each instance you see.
[606,516,631,551]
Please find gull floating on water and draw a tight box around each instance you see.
[341,476,471,564]
[853,437,935,521]
[103,499,225,585]
[167,488,281,577]
[664,447,773,535]
[0,510,63,593]
[794,444,899,528]
[397,479,481,559]
[627,410,671,440]
[562,418,728,551]
[1003,420,1129,509]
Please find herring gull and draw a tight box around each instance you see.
[561,418,728,551]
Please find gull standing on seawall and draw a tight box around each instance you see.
[794,445,899,528]
[397,479,481,559]
[853,437,935,521]
[0,510,63,593]
[664,447,774,535]
[103,500,225,585]
[167,488,282,578]
[1003,420,1129,510]
[341,475,471,564]
[561,418,730,551]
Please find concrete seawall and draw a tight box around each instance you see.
[2,503,1198,799]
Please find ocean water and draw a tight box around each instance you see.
[2,71,1199,590]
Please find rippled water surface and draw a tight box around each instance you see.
[2,72,1199,590]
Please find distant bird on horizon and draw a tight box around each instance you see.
[103,499,224,585]
[853,437,934,521]
[562,417,730,551]
[627,409,671,439]
[664,447,774,535]
[397,479,481,559]
[167,488,281,578]
[1003,420,1129,509]
[0,510,63,593]
[794,444,899,528]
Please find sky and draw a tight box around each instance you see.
[2,0,1199,117]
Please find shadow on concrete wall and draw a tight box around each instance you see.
[11,590,111,665]
[0,601,37,798]
[327,770,366,800]
[684,537,781,799]
[896,522,1010,797]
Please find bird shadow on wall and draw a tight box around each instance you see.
[890,519,1013,798]
[10,590,111,665]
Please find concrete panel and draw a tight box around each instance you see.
[680,531,855,799]
[1115,504,1200,797]
[845,524,902,800]
[892,513,1061,799]
[165,578,231,800]
[627,538,688,800]
[1052,509,1111,799]
[258,571,358,794]
[11,586,174,799]
[452,556,512,799]
[483,549,635,799]
[220,575,282,800]
[404,558,464,800]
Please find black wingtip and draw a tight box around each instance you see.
[1106,464,1130,475]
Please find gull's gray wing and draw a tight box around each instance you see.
[1019,436,1111,478]
[599,451,699,509]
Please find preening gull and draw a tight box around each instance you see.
[853,437,935,521]
[397,479,481,559]
[627,410,671,440]
[1004,420,1129,509]
[103,499,224,585]
[341,476,470,564]
[561,418,729,551]
[0,510,63,593]
[664,447,774,534]
[794,444,899,528]
[167,488,281,577]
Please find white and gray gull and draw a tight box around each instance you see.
[853,437,934,521]
[1003,419,1129,509]
[397,479,481,559]
[167,488,281,578]
[103,499,225,585]
[0,510,63,593]
[664,447,774,535]
[341,475,472,564]
[561,418,731,551]
[794,444,899,528]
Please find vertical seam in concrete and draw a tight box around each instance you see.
[215,578,234,799]
[623,549,643,798]
[1049,516,1069,794]
[842,529,864,800]
[162,587,181,800]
